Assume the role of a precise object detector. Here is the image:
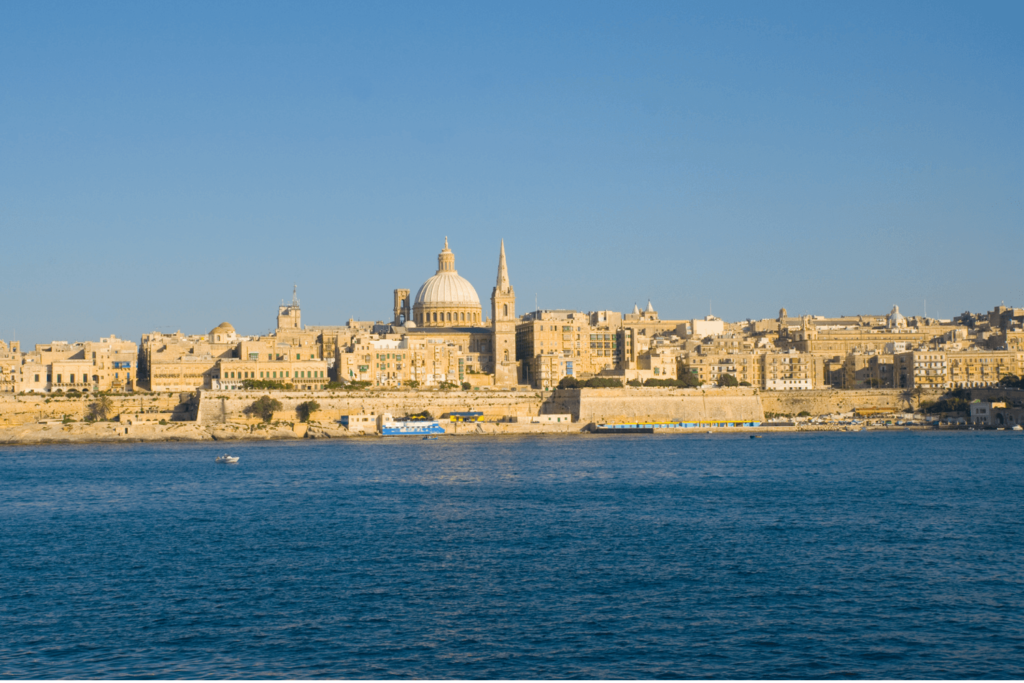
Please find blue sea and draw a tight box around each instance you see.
[1,432,1022,678]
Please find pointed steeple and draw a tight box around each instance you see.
[632,303,641,315]
[496,239,511,292]
[646,299,654,313]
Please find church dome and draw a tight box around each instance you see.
[411,237,483,327]
[415,272,480,306]
[210,322,235,336]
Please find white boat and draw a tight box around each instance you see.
[215,454,239,464]
[1012,425,1022,431]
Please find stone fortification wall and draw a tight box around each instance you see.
[195,389,546,425]
[0,393,191,426]
[553,388,765,424]
[759,389,947,416]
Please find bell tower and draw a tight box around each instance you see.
[277,285,302,330]
[491,239,517,385]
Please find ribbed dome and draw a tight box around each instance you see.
[414,272,480,306]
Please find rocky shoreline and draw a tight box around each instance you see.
[1,419,999,446]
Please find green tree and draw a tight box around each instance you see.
[558,376,581,389]
[717,373,739,387]
[245,395,282,423]
[998,374,1024,389]
[913,386,925,410]
[676,368,701,388]
[900,388,915,411]
[296,400,321,423]
[86,396,114,421]
[438,381,459,390]
[461,381,472,390]
[242,379,290,391]
[583,377,623,388]
[405,380,420,389]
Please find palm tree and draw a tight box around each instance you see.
[913,386,925,411]
[87,395,114,421]
[900,388,915,411]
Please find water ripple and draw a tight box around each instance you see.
[1,433,1022,677]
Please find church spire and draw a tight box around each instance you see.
[496,239,511,291]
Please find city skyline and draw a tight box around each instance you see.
[1,1,1021,345]
[1,233,1019,348]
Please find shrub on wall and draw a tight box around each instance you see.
[245,395,282,423]
[241,379,293,391]
[296,400,321,423]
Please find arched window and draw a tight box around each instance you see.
[461,312,465,321]
[433,312,437,323]
[447,312,452,322]
[503,304,508,317]
[504,349,509,362]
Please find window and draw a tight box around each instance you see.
[503,304,508,317]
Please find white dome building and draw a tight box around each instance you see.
[412,238,483,327]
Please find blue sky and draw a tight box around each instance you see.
[1,0,1021,346]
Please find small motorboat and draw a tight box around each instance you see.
[422,435,439,440]
[749,435,762,439]
[215,454,239,464]
[1012,425,1023,431]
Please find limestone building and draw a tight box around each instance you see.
[377,238,519,387]
[0,340,22,393]
[514,310,620,388]
[16,336,137,393]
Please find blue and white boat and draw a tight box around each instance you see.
[379,414,445,436]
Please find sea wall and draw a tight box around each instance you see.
[758,389,948,416]
[194,389,547,425]
[557,388,765,423]
[195,387,765,426]
[0,392,194,426]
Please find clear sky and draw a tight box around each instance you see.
[1,0,1021,346]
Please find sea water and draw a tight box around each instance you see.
[1,432,1022,678]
